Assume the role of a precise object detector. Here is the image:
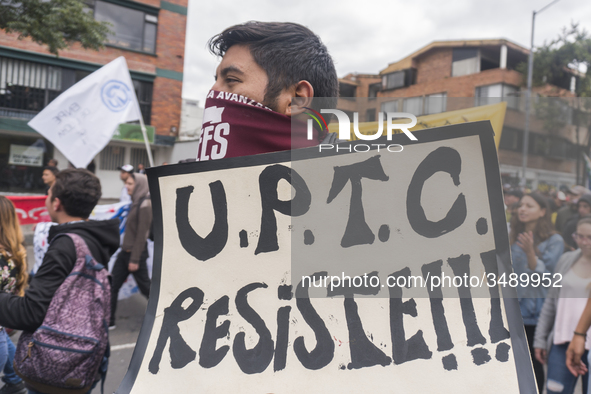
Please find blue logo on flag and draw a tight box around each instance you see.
[101,80,132,112]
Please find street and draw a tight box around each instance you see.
[91,293,148,394]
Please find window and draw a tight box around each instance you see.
[530,134,550,156]
[475,83,519,110]
[500,129,576,159]
[546,135,576,159]
[366,108,376,122]
[130,147,154,170]
[339,83,356,100]
[368,83,381,100]
[475,83,502,107]
[403,97,423,116]
[503,85,519,110]
[452,48,479,77]
[133,80,153,126]
[0,135,52,193]
[498,127,522,152]
[382,69,415,90]
[99,145,125,170]
[0,56,154,123]
[382,71,405,90]
[424,93,447,115]
[0,58,62,118]
[92,0,158,53]
[380,100,399,113]
[548,136,568,158]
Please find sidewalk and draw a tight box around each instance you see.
[22,225,34,250]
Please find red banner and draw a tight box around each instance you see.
[7,195,50,225]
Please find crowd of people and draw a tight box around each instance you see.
[505,184,591,394]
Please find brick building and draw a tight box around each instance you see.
[0,0,187,198]
[338,39,586,189]
[338,73,382,122]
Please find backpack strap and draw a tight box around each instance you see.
[51,233,105,271]
[51,232,88,260]
[100,342,109,394]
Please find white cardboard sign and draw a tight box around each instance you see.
[117,122,535,393]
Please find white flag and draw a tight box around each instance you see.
[28,57,142,168]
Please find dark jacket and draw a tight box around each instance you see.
[121,173,152,265]
[555,204,576,234]
[0,219,120,332]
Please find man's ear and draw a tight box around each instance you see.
[52,197,63,213]
[286,81,314,116]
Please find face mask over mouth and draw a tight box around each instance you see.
[195,90,321,161]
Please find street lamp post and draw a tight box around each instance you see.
[521,0,562,188]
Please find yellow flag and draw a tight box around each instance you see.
[341,101,507,149]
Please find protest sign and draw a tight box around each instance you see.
[117,121,535,393]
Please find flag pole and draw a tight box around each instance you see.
[138,115,155,167]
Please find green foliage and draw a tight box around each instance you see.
[0,0,112,55]
[534,98,568,133]
[517,22,591,97]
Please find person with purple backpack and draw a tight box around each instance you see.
[0,169,120,394]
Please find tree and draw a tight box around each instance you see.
[0,0,111,55]
[518,23,591,184]
[518,22,591,97]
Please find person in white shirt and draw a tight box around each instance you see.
[535,216,591,394]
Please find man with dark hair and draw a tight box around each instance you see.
[41,166,58,195]
[49,168,102,218]
[0,169,120,393]
[195,21,338,161]
[209,21,338,113]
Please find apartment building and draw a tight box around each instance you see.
[338,39,585,189]
[0,0,187,198]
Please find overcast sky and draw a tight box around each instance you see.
[181,0,591,102]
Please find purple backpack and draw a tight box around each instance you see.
[14,233,111,394]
